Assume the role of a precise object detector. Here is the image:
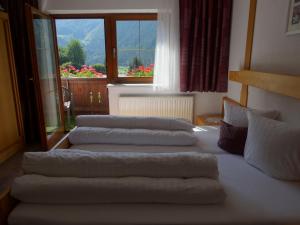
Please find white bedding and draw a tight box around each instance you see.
[68,127,197,146]
[70,126,225,154]
[9,154,300,225]
[76,115,195,131]
[11,175,225,205]
[22,151,218,178]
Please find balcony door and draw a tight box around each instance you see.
[26,6,64,149]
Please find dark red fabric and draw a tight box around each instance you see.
[218,120,247,155]
[180,0,232,92]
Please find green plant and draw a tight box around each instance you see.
[129,56,143,70]
[66,39,86,69]
[60,64,105,78]
[58,47,70,64]
[92,63,106,74]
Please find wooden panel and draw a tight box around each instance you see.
[240,0,257,107]
[229,70,300,100]
[0,12,24,164]
[62,78,109,114]
[51,133,71,150]
[239,85,249,107]
[244,0,257,69]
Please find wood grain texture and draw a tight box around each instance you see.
[25,6,65,150]
[239,85,249,107]
[239,0,257,107]
[229,70,300,100]
[244,0,257,69]
[196,114,223,126]
[51,133,71,150]
[0,12,24,164]
[62,78,109,114]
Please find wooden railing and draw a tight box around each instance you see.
[61,78,109,115]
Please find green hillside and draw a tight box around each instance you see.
[55,19,157,67]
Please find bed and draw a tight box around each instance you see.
[68,126,224,154]
[8,153,300,225]
[4,70,300,225]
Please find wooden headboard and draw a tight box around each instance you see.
[228,70,300,106]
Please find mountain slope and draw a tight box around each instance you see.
[55,19,156,66]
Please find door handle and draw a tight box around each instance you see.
[113,47,116,59]
[98,92,102,104]
[89,91,93,104]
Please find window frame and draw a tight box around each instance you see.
[52,13,157,84]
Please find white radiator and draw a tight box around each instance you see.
[119,95,194,122]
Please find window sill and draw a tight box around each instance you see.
[107,83,153,88]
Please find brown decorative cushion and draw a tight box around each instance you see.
[218,120,247,155]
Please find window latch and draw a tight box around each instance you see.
[113,47,116,59]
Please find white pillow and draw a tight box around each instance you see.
[76,115,195,131]
[223,101,279,127]
[68,127,198,146]
[244,111,300,181]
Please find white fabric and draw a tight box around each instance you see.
[223,100,279,127]
[68,127,197,146]
[70,126,226,154]
[244,112,300,181]
[22,150,218,179]
[11,175,225,205]
[76,115,194,131]
[153,0,180,91]
[9,155,300,225]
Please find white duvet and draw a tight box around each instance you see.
[76,115,195,131]
[68,127,198,146]
[22,150,219,178]
[11,175,226,205]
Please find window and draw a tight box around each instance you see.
[54,14,157,83]
[55,18,107,78]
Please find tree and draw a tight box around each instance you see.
[66,39,86,69]
[129,56,143,70]
[58,47,70,65]
[92,64,106,74]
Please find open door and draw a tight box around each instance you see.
[25,5,65,150]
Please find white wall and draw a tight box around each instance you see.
[228,0,250,102]
[39,0,162,13]
[228,0,300,124]
[251,0,300,75]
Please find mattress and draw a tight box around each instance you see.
[9,154,300,225]
[69,126,226,154]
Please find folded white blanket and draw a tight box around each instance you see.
[11,175,226,204]
[23,150,219,179]
[76,115,195,131]
[68,127,198,146]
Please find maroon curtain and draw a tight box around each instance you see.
[0,0,40,144]
[180,0,232,92]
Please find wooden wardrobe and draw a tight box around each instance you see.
[0,11,24,164]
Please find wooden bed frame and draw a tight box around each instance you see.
[1,69,300,225]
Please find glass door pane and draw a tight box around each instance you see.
[55,18,108,131]
[26,6,64,149]
[33,14,61,135]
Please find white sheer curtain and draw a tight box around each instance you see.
[153,0,180,92]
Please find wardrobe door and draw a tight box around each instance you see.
[26,6,64,149]
[0,12,24,163]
